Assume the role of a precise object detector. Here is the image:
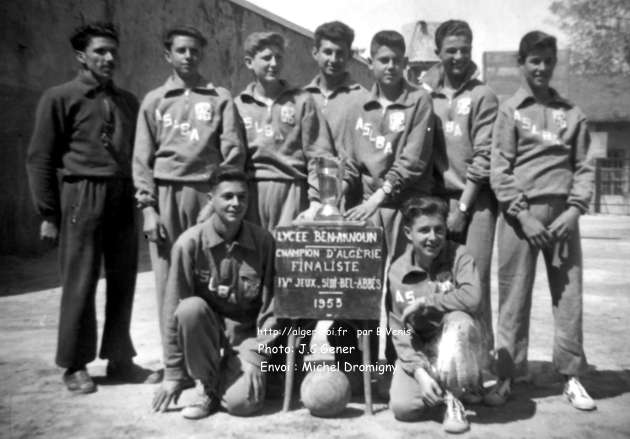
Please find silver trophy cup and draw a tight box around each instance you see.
[314,156,344,221]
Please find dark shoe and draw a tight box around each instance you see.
[106,359,153,383]
[181,380,220,420]
[63,368,96,394]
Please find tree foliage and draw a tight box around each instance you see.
[550,0,630,75]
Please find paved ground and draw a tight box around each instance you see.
[1,215,629,438]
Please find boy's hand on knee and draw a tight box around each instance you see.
[516,210,552,249]
[152,379,183,412]
[242,361,263,403]
[413,367,443,407]
[548,206,580,241]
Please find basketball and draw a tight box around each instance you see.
[300,369,351,417]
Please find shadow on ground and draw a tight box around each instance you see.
[0,238,152,297]
[472,360,630,425]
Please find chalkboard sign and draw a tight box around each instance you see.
[274,224,384,320]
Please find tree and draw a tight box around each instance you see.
[550,0,630,75]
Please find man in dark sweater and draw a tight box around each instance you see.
[26,22,146,393]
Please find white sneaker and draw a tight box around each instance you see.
[483,378,511,406]
[564,377,596,411]
[443,392,470,434]
[181,380,219,420]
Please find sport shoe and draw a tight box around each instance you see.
[443,392,470,434]
[483,378,511,406]
[181,380,219,420]
[564,377,596,411]
[63,368,96,394]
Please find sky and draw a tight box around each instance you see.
[246,0,566,68]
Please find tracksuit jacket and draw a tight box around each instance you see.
[490,85,594,215]
[304,73,367,155]
[235,81,335,201]
[133,74,245,207]
[421,63,499,195]
[345,82,435,207]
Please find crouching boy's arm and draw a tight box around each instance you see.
[235,234,279,400]
[389,294,443,406]
[152,238,196,412]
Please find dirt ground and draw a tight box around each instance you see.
[1,214,629,439]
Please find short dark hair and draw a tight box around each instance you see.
[314,21,355,51]
[163,26,208,50]
[434,20,473,51]
[244,32,286,57]
[370,30,406,57]
[208,166,248,191]
[402,196,449,227]
[70,22,119,51]
[518,31,557,64]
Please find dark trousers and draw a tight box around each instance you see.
[56,177,138,368]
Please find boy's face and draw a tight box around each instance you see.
[245,45,284,84]
[76,36,118,81]
[312,39,350,79]
[436,35,472,82]
[369,45,407,87]
[520,47,557,91]
[209,180,248,227]
[165,35,203,79]
[404,213,447,262]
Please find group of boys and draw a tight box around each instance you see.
[26,15,596,435]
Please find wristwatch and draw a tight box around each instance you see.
[382,180,393,196]
[458,201,469,215]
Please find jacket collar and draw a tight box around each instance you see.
[200,217,256,251]
[304,73,361,94]
[511,82,572,109]
[420,62,480,95]
[364,80,419,108]
[161,74,216,94]
[76,70,119,96]
[390,242,455,282]
[240,80,296,104]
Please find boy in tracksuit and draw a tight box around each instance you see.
[488,31,596,411]
[304,21,377,379]
[133,26,245,364]
[388,196,482,434]
[151,167,279,419]
[420,20,499,378]
[344,30,435,264]
[304,21,367,208]
[236,32,335,232]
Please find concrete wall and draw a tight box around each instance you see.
[0,0,371,255]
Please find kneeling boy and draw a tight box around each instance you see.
[152,167,279,419]
[388,196,482,434]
